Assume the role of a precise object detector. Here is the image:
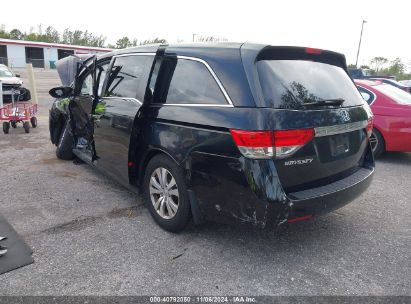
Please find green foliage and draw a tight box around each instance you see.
[370,57,388,72]
[9,29,24,40]
[116,37,132,49]
[61,28,106,47]
[348,57,410,80]
[378,58,406,78]
[140,38,167,45]
[0,24,166,49]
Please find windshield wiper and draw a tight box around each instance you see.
[302,98,345,107]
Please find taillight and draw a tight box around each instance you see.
[305,47,322,54]
[366,117,373,138]
[230,129,314,159]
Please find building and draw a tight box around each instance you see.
[0,38,112,69]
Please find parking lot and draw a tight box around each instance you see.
[0,69,409,296]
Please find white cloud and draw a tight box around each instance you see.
[2,0,410,68]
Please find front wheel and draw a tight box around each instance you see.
[143,155,191,232]
[56,120,75,160]
[370,129,385,158]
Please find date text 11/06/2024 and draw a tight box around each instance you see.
[149,296,256,303]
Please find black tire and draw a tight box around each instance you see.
[23,121,30,133]
[11,121,17,128]
[143,154,191,232]
[370,129,385,158]
[56,121,75,160]
[30,117,37,128]
[3,122,10,134]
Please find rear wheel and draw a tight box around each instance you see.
[143,155,191,232]
[3,122,10,134]
[23,121,30,133]
[30,117,37,128]
[56,121,75,160]
[370,129,385,158]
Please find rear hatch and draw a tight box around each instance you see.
[253,47,372,193]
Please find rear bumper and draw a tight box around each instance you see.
[284,167,374,221]
[189,151,374,228]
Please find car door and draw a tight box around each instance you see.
[70,59,110,149]
[70,68,94,143]
[93,53,155,186]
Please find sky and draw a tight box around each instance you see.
[2,0,410,69]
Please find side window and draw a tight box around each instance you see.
[105,55,154,101]
[160,58,227,105]
[147,57,162,102]
[80,73,93,96]
[96,62,110,96]
[78,61,110,97]
[357,87,375,105]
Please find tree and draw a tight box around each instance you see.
[116,37,132,49]
[370,57,388,73]
[9,29,24,40]
[140,38,167,45]
[44,26,60,43]
[379,58,406,77]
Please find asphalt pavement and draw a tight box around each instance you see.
[0,69,409,296]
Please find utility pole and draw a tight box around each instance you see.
[192,33,196,42]
[355,20,367,68]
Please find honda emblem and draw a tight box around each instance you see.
[339,110,350,122]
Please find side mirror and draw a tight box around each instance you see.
[15,73,21,78]
[49,86,73,99]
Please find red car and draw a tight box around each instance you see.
[355,79,411,157]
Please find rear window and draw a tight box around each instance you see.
[376,84,411,105]
[257,60,365,109]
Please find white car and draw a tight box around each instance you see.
[0,65,31,102]
[399,80,411,87]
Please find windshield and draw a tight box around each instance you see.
[376,84,411,105]
[257,60,365,109]
[0,69,13,77]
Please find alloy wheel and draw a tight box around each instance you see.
[149,167,179,219]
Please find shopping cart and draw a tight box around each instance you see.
[0,89,38,134]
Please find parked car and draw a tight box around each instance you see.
[399,80,411,87]
[48,43,374,232]
[348,68,395,80]
[368,78,410,93]
[355,79,411,157]
[348,68,373,79]
[0,65,31,102]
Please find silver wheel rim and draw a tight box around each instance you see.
[369,132,378,153]
[149,167,179,219]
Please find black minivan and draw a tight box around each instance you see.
[49,43,374,232]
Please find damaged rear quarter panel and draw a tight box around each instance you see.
[189,152,290,228]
